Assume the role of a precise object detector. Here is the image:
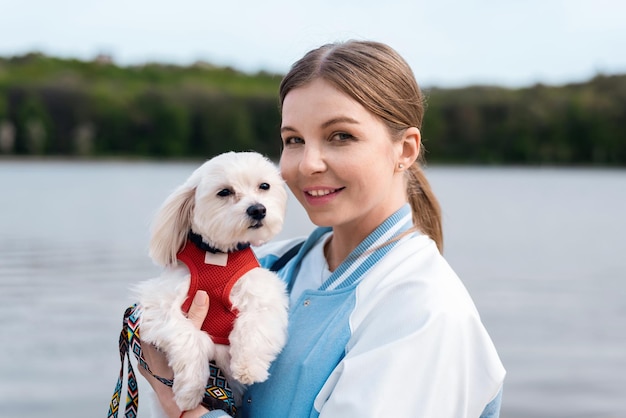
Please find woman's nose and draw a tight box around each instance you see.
[299,144,326,175]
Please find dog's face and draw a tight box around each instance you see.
[191,152,287,252]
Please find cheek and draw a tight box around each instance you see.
[279,155,296,184]
[279,159,307,204]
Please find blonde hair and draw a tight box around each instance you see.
[279,40,443,252]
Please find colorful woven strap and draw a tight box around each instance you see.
[108,304,237,418]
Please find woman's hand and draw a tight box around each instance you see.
[138,291,212,418]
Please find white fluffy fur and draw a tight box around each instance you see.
[134,152,289,413]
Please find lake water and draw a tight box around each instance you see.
[0,160,625,418]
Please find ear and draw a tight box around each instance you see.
[396,127,420,171]
[149,183,196,266]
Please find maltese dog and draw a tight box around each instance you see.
[134,151,289,413]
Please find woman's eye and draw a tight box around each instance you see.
[217,188,233,197]
[283,136,304,146]
[259,183,270,190]
[331,132,354,142]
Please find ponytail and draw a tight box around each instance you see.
[407,164,443,253]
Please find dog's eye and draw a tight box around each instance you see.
[259,183,270,191]
[217,188,233,197]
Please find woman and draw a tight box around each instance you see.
[143,40,505,417]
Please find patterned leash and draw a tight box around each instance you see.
[108,305,237,418]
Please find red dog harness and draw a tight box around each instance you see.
[177,240,260,345]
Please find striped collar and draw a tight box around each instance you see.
[291,204,416,292]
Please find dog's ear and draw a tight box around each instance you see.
[149,183,196,266]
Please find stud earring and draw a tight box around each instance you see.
[398,164,404,169]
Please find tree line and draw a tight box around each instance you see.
[0,53,624,165]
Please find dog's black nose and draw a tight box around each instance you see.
[247,204,266,220]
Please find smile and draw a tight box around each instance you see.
[306,188,343,197]
[303,187,345,206]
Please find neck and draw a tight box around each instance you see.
[323,233,353,272]
[325,202,410,270]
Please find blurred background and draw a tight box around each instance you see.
[0,1,625,417]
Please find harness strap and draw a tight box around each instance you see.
[108,305,237,418]
[270,241,304,272]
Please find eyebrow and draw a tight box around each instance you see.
[321,116,360,129]
[281,116,360,133]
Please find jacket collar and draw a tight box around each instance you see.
[285,204,416,292]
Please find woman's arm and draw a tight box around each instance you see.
[315,309,504,417]
[309,257,506,418]
[138,291,214,418]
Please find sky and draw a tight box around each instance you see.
[1,0,625,88]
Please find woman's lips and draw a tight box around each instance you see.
[303,187,344,205]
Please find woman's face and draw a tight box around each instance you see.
[280,78,411,237]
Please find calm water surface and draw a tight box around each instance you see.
[0,160,625,418]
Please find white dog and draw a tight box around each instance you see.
[134,151,289,413]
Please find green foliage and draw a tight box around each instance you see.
[0,52,624,165]
[14,92,53,154]
[0,53,282,159]
[423,76,626,165]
